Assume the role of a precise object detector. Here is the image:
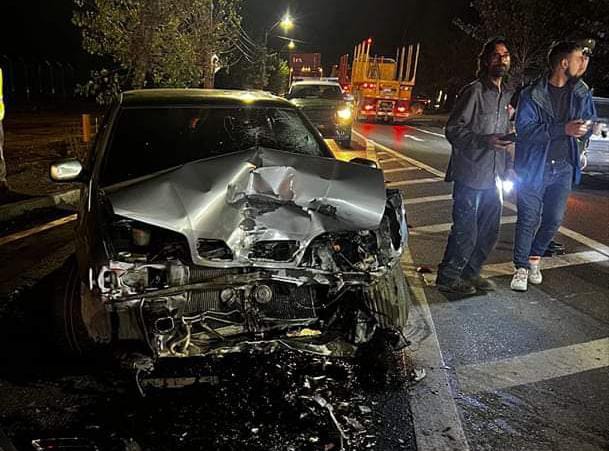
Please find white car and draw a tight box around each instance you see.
[584,96,609,175]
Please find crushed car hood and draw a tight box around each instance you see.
[106,148,386,267]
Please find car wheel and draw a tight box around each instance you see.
[51,256,98,358]
[362,264,409,333]
[356,265,411,385]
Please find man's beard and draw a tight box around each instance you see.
[490,65,508,77]
[565,68,581,83]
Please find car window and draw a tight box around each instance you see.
[594,100,609,120]
[100,106,327,186]
[289,85,343,100]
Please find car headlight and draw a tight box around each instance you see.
[337,107,352,121]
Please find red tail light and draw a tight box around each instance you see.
[364,104,375,111]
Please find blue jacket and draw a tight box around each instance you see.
[515,77,596,189]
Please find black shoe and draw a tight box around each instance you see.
[463,276,497,291]
[437,279,476,295]
[544,240,566,257]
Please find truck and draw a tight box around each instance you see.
[338,38,421,123]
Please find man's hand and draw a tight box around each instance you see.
[488,134,512,150]
[565,119,589,138]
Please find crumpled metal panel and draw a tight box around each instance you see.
[107,148,386,267]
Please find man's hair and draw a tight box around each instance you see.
[547,41,583,69]
[476,37,508,78]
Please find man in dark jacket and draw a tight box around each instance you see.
[511,41,596,291]
[437,38,514,294]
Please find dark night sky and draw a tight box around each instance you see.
[1,0,476,93]
[244,0,473,71]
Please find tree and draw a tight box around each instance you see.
[73,0,242,103]
[466,0,609,90]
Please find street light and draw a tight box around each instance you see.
[262,11,295,87]
[280,15,294,33]
[288,40,296,50]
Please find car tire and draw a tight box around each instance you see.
[362,264,409,334]
[51,256,98,358]
[356,264,411,385]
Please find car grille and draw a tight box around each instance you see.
[302,107,336,126]
[183,283,317,320]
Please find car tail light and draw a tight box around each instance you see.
[364,104,375,111]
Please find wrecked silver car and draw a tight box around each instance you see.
[50,89,409,371]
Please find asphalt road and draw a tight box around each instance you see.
[355,118,609,450]
[0,123,607,450]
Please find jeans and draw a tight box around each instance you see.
[513,160,573,269]
[437,182,503,284]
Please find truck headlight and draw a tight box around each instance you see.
[337,107,352,121]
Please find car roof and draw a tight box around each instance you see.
[120,88,293,108]
[290,80,342,88]
[593,96,609,103]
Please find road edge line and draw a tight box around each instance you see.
[401,246,470,451]
[0,214,77,247]
[354,128,469,450]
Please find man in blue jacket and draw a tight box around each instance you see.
[511,41,596,291]
[436,38,514,294]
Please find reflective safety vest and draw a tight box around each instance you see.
[0,68,4,121]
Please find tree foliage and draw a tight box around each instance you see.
[73,0,242,103]
[469,0,609,89]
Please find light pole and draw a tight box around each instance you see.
[262,13,293,87]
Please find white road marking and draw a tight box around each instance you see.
[387,178,444,188]
[421,251,609,284]
[457,337,609,395]
[412,215,517,234]
[400,248,471,450]
[404,194,453,205]
[557,226,609,258]
[378,157,401,163]
[405,134,425,142]
[0,214,77,247]
[481,250,609,278]
[383,166,420,174]
[354,129,609,259]
[412,127,446,139]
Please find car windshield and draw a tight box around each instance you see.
[289,84,344,100]
[101,106,327,186]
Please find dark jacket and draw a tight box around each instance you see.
[445,78,514,190]
[515,77,596,189]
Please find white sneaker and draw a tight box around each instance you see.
[529,262,543,285]
[511,268,529,291]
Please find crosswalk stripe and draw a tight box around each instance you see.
[420,251,609,285]
[456,337,609,395]
[404,194,453,205]
[481,250,609,278]
[412,215,517,234]
[383,166,420,174]
[387,177,444,187]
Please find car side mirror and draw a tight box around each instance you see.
[343,93,355,102]
[349,157,378,169]
[50,158,85,182]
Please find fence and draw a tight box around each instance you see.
[0,55,80,105]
